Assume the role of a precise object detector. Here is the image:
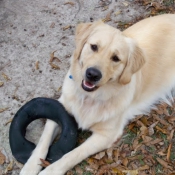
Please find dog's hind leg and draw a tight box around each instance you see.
[20,119,59,175]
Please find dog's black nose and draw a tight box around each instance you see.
[86,67,102,82]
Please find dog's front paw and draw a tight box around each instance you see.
[38,164,64,175]
[20,158,43,175]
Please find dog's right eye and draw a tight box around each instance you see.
[91,44,98,52]
[111,55,120,62]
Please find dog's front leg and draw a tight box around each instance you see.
[38,121,122,175]
[20,119,59,175]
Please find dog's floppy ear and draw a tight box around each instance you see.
[73,21,103,60]
[119,38,145,85]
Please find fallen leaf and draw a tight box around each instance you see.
[75,166,83,174]
[153,114,169,126]
[50,50,57,62]
[94,151,105,160]
[97,163,125,175]
[0,151,6,165]
[163,107,169,116]
[87,158,99,170]
[111,167,125,174]
[0,108,9,113]
[39,158,50,167]
[128,155,144,161]
[113,149,119,162]
[140,125,148,136]
[167,143,172,162]
[133,144,142,155]
[7,161,13,171]
[96,164,110,175]
[122,169,138,175]
[137,120,148,136]
[128,122,136,131]
[58,86,62,92]
[50,63,60,70]
[122,157,128,167]
[157,150,166,156]
[63,25,71,31]
[4,118,13,125]
[0,81,4,87]
[150,138,162,145]
[148,121,158,136]
[150,2,170,12]
[167,129,174,141]
[102,10,113,22]
[105,158,113,164]
[132,115,143,122]
[35,61,39,70]
[115,11,121,16]
[87,158,95,164]
[102,18,111,23]
[14,160,23,169]
[50,22,55,28]
[138,164,149,171]
[53,57,61,63]
[12,86,19,100]
[2,73,11,81]
[64,2,75,6]
[167,116,175,124]
[66,171,73,175]
[161,103,168,108]
[140,117,148,126]
[101,6,108,11]
[156,157,172,169]
[4,161,14,174]
[137,120,145,127]
[122,2,129,6]
[106,147,113,159]
[155,126,167,134]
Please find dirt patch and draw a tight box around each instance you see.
[0,0,174,174]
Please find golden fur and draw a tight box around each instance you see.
[21,14,175,175]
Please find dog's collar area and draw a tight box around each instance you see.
[69,75,73,79]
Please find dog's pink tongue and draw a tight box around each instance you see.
[84,80,95,88]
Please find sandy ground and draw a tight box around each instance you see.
[0,0,147,174]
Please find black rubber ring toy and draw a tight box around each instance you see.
[9,97,78,164]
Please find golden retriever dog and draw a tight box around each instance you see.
[20,14,175,175]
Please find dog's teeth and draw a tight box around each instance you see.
[84,80,95,89]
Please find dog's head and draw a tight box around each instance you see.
[71,21,145,93]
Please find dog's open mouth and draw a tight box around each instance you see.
[81,80,98,92]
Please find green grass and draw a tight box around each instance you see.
[155,163,163,174]
[159,132,169,147]
[163,0,174,6]
[122,129,137,145]
[83,172,92,175]
[80,160,89,169]
[138,155,145,166]
[72,170,92,175]
[146,145,156,154]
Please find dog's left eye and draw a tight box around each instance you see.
[91,44,98,52]
[111,55,120,62]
